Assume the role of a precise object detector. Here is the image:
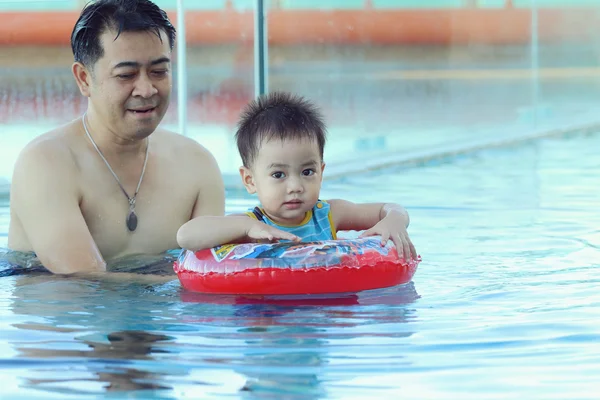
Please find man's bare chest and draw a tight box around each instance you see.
[78,173,196,259]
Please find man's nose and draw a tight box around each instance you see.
[133,73,158,98]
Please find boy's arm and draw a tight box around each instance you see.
[177,215,255,251]
[176,215,300,251]
[327,199,416,260]
[328,200,409,231]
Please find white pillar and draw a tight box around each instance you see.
[176,0,188,136]
[254,0,268,97]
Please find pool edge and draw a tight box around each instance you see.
[2,119,600,197]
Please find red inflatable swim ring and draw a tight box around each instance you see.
[174,237,421,295]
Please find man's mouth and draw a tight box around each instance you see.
[129,106,156,114]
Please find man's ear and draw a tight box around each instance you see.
[239,166,256,194]
[72,62,93,97]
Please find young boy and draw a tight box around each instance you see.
[177,92,417,261]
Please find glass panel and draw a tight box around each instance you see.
[532,0,600,129]
[0,0,77,11]
[265,0,537,175]
[0,0,255,192]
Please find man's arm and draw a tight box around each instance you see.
[10,143,107,274]
[189,145,226,219]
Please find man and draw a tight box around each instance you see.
[8,0,225,274]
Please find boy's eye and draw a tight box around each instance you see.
[302,169,315,176]
[272,171,285,179]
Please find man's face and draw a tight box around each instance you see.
[84,28,172,140]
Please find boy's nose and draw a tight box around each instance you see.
[287,177,304,193]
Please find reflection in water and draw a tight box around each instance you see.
[180,284,420,399]
[238,325,327,399]
[0,248,181,277]
[5,273,420,398]
[7,276,184,396]
[0,249,48,276]
[18,330,175,393]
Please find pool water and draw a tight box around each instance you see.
[0,132,599,399]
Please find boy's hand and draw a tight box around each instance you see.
[246,221,301,243]
[359,213,417,262]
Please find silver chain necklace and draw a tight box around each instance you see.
[82,112,149,232]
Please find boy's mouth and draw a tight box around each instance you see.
[283,200,303,210]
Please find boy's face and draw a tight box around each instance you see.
[240,137,325,225]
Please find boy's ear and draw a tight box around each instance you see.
[239,166,257,194]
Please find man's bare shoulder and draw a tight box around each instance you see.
[152,128,220,170]
[13,120,80,177]
[10,120,81,225]
[151,129,224,217]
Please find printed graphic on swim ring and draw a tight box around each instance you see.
[174,237,421,295]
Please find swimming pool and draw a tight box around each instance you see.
[0,131,598,398]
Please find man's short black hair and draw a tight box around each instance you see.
[71,0,176,68]
[235,91,327,168]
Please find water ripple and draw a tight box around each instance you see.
[0,133,598,398]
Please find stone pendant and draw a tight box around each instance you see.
[126,210,138,232]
